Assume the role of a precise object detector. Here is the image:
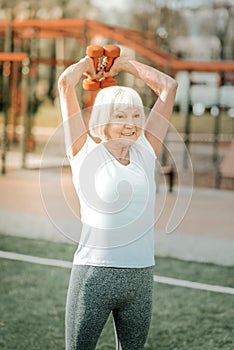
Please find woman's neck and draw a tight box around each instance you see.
[104,140,131,165]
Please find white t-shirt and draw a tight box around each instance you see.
[69,133,157,268]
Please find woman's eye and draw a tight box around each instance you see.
[133,114,140,118]
[117,114,124,119]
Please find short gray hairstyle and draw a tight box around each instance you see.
[89,86,145,140]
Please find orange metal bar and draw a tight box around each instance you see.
[0,52,27,61]
[31,56,75,66]
[0,19,233,74]
[171,59,234,72]
[11,18,85,30]
[0,20,9,29]
[16,29,84,39]
[87,21,169,67]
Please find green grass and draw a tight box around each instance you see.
[171,111,234,135]
[0,99,61,130]
[33,100,61,128]
[0,259,68,350]
[0,233,234,350]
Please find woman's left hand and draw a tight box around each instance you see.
[102,56,127,78]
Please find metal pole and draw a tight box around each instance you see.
[1,61,11,175]
[212,73,222,163]
[9,61,19,143]
[212,110,221,163]
[26,29,38,152]
[21,58,30,169]
[183,72,191,168]
[12,34,23,144]
[1,16,12,175]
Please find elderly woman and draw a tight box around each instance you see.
[58,52,177,350]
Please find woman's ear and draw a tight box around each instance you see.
[103,124,109,140]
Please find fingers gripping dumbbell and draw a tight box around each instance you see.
[82,45,104,91]
[100,44,120,89]
[82,44,120,91]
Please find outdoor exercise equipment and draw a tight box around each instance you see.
[82,44,121,91]
[0,18,233,174]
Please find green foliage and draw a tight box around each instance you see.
[0,234,233,350]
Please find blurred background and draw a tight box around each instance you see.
[0,2,234,350]
[0,0,234,189]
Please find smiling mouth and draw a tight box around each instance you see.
[121,132,135,136]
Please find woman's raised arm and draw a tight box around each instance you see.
[58,56,99,157]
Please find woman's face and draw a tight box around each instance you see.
[104,106,144,143]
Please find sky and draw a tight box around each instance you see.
[92,0,234,10]
[152,0,214,8]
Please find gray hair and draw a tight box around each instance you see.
[89,86,145,140]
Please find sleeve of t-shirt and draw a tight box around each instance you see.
[137,133,157,159]
[68,135,97,175]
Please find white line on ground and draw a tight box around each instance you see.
[153,275,234,295]
[1,250,234,295]
[0,250,72,268]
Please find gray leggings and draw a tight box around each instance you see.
[66,264,154,350]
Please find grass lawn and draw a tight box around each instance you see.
[0,234,234,350]
[33,100,61,128]
[171,111,234,135]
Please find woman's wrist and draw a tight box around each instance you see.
[114,56,131,74]
[75,56,90,77]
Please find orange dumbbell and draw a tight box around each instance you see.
[83,44,120,91]
[100,44,120,89]
[83,45,104,91]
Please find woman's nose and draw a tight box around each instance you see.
[124,123,133,128]
[124,116,137,127]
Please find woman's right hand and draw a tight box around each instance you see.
[83,56,104,81]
